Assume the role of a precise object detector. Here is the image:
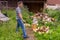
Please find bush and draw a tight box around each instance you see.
[35,9,60,40]
[44,9,60,22]
[22,7,32,24]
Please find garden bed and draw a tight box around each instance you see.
[0,8,60,40]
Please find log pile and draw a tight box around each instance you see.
[24,23,30,27]
[37,26,49,34]
[35,12,55,22]
[31,12,55,34]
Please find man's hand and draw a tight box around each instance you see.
[18,13,23,20]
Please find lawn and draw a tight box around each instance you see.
[0,8,60,40]
[0,10,23,40]
[0,8,32,40]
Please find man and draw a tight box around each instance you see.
[16,1,28,38]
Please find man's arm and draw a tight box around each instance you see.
[18,13,23,20]
[17,8,23,20]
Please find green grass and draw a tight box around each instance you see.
[0,8,32,40]
[0,9,60,40]
[35,24,60,40]
[35,24,60,39]
[0,10,23,40]
[35,9,60,40]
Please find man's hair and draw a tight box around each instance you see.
[17,1,23,5]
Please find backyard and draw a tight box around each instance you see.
[0,8,60,40]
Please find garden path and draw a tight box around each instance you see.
[24,27,37,40]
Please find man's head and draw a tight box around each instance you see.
[17,1,23,8]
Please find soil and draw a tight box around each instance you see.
[24,27,37,40]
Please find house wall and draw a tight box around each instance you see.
[23,0,47,12]
[47,0,60,5]
[46,0,60,10]
[0,0,47,12]
[24,2,44,12]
